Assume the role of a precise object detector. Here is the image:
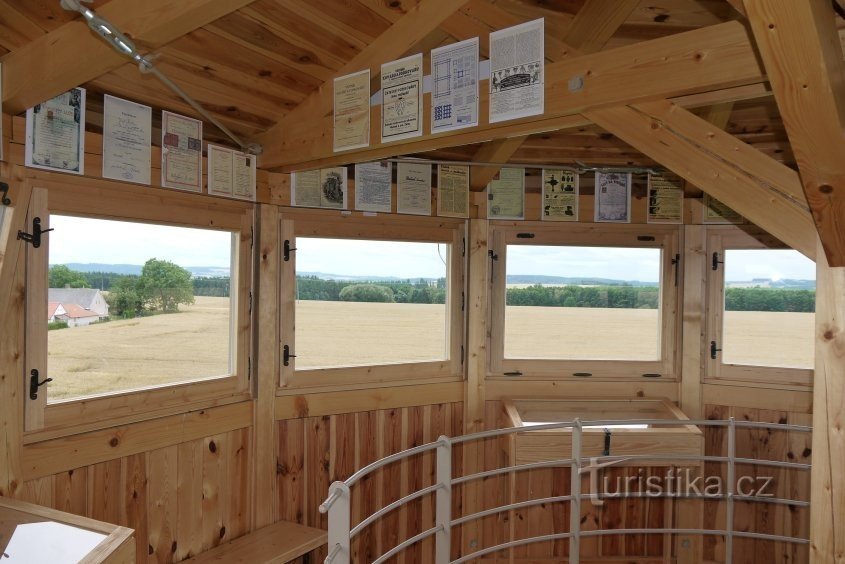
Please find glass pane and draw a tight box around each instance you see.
[722,249,815,369]
[48,215,235,401]
[504,245,662,360]
[294,237,449,369]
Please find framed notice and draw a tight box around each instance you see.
[431,38,479,133]
[542,169,579,221]
[208,144,256,201]
[161,111,202,193]
[594,172,631,223]
[397,162,432,215]
[334,69,370,152]
[102,94,152,185]
[381,54,423,142]
[437,165,469,218]
[488,167,525,220]
[25,87,86,175]
[647,172,684,224]
[354,161,392,212]
[489,19,544,123]
[291,168,348,210]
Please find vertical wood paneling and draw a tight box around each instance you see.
[176,441,203,560]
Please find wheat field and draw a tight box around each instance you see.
[46,298,815,401]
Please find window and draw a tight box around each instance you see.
[280,213,465,389]
[25,182,253,432]
[490,223,680,379]
[707,226,814,386]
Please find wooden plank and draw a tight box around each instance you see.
[259,20,767,170]
[177,440,204,560]
[184,520,326,563]
[584,104,817,259]
[561,0,640,55]
[21,402,252,479]
[120,453,148,564]
[23,187,47,431]
[744,0,845,266]
[2,0,260,114]
[275,382,463,419]
[148,444,178,563]
[702,384,813,413]
[809,237,845,561]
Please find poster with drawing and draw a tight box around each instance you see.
[381,54,423,142]
[594,172,631,223]
[542,169,579,221]
[431,38,479,133]
[647,172,684,224]
[489,18,544,123]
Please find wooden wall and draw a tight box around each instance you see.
[19,426,251,563]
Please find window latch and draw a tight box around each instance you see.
[283,239,297,262]
[712,252,724,271]
[672,253,681,286]
[710,340,722,360]
[283,344,296,366]
[603,428,612,457]
[29,369,52,400]
[17,217,54,248]
[0,181,10,206]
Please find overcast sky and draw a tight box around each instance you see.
[48,216,816,282]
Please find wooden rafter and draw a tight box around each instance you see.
[585,102,817,258]
[259,20,767,170]
[2,0,260,114]
[743,0,845,266]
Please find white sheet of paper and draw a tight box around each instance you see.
[161,111,203,192]
[397,162,432,216]
[594,172,632,223]
[355,161,392,212]
[489,18,544,123]
[292,170,322,207]
[334,69,371,152]
[26,87,86,175]
[437,165,470,218]
[381,53,423,142]
[431,38,479,133]
[233,153,256,201]
[102,94,151,185]
[207,144,234,197]
[488,167,525,220]
[320,167,348,209]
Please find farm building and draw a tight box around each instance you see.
[1,1,844,563]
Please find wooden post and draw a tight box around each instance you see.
[810,238,845,562]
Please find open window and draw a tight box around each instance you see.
[489,222,681,380]
[279,211,465,389]
[706,226,814,387]
[25,180,253,433]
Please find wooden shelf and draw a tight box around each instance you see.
[184,520,327,564]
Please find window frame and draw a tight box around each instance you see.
[488,221,681,381]
[705,225,813,387]
[24,178,253,435]
[279,209,466,391]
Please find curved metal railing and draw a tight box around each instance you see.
[320,417,811,564]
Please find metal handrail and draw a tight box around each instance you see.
[321,417,812,564]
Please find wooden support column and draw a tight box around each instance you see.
[0,178,32,498]
[810,237,845,562]
[743,0,845,266]
[253,204,279,528]
[462,217,489,552]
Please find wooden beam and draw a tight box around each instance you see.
[701,101,735,129]
[253,0,472,155]
[2,0,259,114]
[259,20,767,170]
[726,0,748,18]
[469,136,528,190]
[810,237,845,562]
[585,103,817,258]
[743,0,845,266]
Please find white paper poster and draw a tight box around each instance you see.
[355,161,392,213]
[208,144,256,201]
[594,172,631,223]
[488,167,525,220]
[431,38,479,133]
[647,172,684,224]
[102,95,151,185]
[489,18,544,123]
[291,168,348,209]
[437,165,470,218]
[381,54,423,142]
[397,162,432,216]
[542,169,579,221]
[334,69,370,152]
[291,170,321,207]
[26,87,86,175]
[161,111,202,192]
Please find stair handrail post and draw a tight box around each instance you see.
[325,481,351,564]
[435,435,453,564]
[569,418,583,564]
[726,417,736,564]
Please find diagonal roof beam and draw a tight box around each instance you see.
[252,0,472,155]
[743,0,845,266]
[2,0,260,114]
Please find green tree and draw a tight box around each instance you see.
[49,265,89,288]
[338,284,395,303]
[136,258,195,312]
[106,277,142,318]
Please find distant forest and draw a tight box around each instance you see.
[61,270,231,297]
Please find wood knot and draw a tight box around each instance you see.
[209,440,217,453]
[219,526,226,539]
[171,541,177,553]
[819,184,834,194]
[824,329,835,340]
[109,437,119,447]
[650,121,659,130]
[802,447,812,458]
[389,0,400,6]
[653,14,669,22]
[693,52,704,62]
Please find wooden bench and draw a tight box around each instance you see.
[184,520,327,563]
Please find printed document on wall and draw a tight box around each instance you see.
[647,172,684,224]
[488,167,525,220]
[208,145,256,201]
[397,162,432,215]
[542,169,579,221]
[594,172,631,223]
[431,38,479,133]
[161,111,202,192]
[489,18,544,123]
[381,54,423,142]
[355,161,392,213]
[334,69,370,152]
[102,94,151,185]
[26,87,86,175]
[437,165,469,218]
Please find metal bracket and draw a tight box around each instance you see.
[710,340,722,360]
[283,344,296,366]
[0,182,10,206]
[672,253,681,286]
[29,369,53,400]
[712,252,724,271]
[17,217,54,248]
[283,239,297,262]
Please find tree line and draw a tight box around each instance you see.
[296,276,447,304]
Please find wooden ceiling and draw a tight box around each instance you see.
[0,0,842,167]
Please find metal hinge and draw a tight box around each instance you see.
[672,253,681,286]
[29,369,52,400]
[462,237,466,257]
[247,357,252,381]
[250,225,254,250]
[284,239,297,262]
[460,345,464,364]
[249,291,253,315]
[461,291,465,312]
[710,340,722,359]
[283,344,296,366]
[712,252,724,271]
[17,217,54,248]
